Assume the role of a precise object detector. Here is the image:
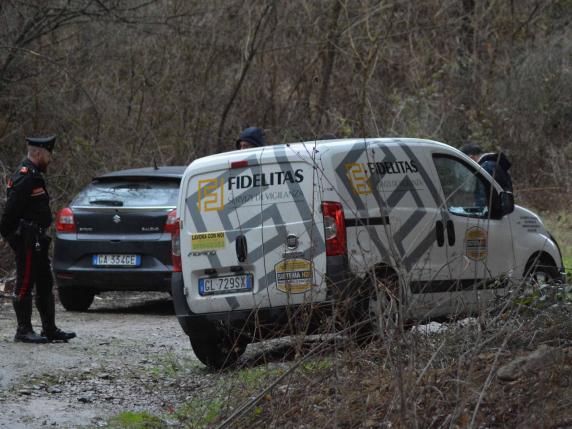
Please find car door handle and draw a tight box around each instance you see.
[436,220,445,247]
[236,234,248,262]
[446,220,455,246]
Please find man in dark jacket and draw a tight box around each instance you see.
[0,136,76,343]
[236,127,266,150]
[478,152,513,192]
[461,143,513,192]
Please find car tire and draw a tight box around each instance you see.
[58,288,95,312]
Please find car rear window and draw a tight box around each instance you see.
[72,178,180,208]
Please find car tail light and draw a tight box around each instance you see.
[322,201,347,256]
[164,209,178,234]
[168,212,182,273]
[55,207,76,233]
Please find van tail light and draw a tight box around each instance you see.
[322,201,346,256]
[168,213,182,273]
[55,207,76,233]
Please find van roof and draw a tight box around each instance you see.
[186,138,460,174]
[295,137,449,150]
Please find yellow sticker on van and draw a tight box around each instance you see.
[191,232,225,251]
[275,258,314,293]
[465,227,487,261]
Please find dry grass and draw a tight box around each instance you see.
[177,303,572,429]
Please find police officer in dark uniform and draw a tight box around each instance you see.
[0,136,76,343]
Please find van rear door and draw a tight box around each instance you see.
[179,145,325,315]
[257,145,326,308]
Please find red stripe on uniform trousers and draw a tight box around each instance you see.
[19,248,34,299]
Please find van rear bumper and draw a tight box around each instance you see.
[172,272,334,340]
[172,255,351,340]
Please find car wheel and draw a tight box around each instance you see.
[58,288,95,312]
[189,322,247,370]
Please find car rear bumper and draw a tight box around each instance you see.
[53,235,173,292]
[56,269,172,292]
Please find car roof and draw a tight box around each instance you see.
[95,166,187,180]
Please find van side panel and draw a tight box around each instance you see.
[325,141,445,262]
[321,140,457,317]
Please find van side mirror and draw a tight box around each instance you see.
[500,191,514,216]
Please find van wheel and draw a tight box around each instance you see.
[354,274,400,344]
[525,262,559,287]
[58,288,95,312]
[367,275,400,339]
[190,325,247,370]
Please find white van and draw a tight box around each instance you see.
[171,138,564,368]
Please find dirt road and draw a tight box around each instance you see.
[0,292,199,428]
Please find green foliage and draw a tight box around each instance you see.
[302,357,333,373]
[234,365,284,391]
[172,365,289,427]
[516,284,572,309]
[147,353,199,380]
[336,117,354,138]
[106,411,165,429]
[540,210,572,275]
[174,396,224,428]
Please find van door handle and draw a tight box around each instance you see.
[446,220,455,246]
[236,234,248,262]
[436,221,445,247]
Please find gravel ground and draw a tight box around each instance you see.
[0,292,202,428]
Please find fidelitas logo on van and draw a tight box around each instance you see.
[197,178,224,212]
[275,258,314,293]
[345,160,419,196]
[197,169,305,212]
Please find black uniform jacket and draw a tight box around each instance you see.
[0,158,52,239]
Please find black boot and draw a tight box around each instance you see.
[40,328,76,342]
[37,293,76,342]
[13,298,48,344]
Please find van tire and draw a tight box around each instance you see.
[354,273,400,344]
[525,261,559,287]
[58,288,95,312]
[189,324,247,369]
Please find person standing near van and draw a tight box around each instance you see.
[0,136,76,343]
[461,142,513,192]
[236,127,266,150]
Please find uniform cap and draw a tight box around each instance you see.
[27,136,56,153]
[236,127,266,149]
